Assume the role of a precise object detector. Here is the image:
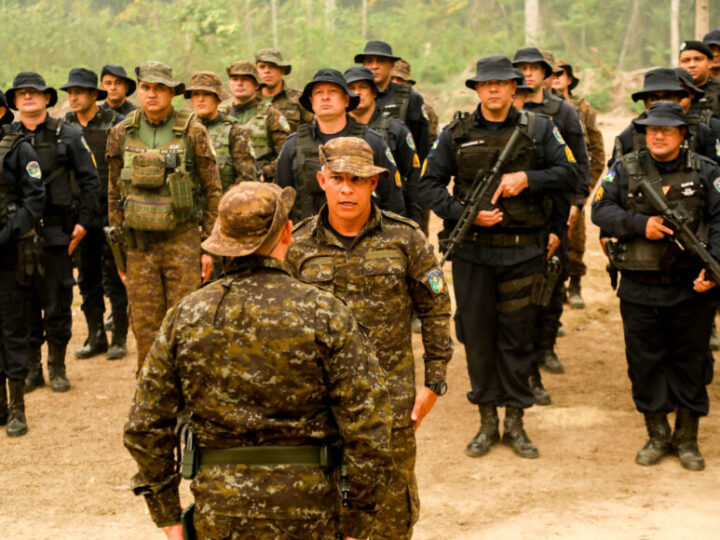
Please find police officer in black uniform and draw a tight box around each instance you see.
[99,64,137,117]
[6,72,100,393]
[676,68,720,143]
[592,102,720,471]
[61,68,128,361]
[609,69,719,167]
[678,41,720,121]
[355,41,431,163]
[345,66,423,225]
[275,68,405,221]
[0,89,45,437]
[419,55,577,459]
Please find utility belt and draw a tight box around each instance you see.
[440,227,542,249]
[620,268,699,287]
[41,208,77,232]
[125,222,196,251]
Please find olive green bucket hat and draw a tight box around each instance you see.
[254,48,292,75]
[135,61,185,95]
[319,137,388,179]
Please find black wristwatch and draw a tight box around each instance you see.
[425,381,447,396]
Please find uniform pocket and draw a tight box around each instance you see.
[124,195,176,231]
[130,153,166,188]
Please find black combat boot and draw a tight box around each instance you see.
[24,347,44,393]
[542,348,565,374]
[672,407,705,471]
[7,379,27,437]
[567,275,585,309]
[501,407,539,459]
[528,366,551,406]
[635,411,671,466]
[47,342,71,392]
[107,311,128,360]
[0,376,7,426]
[466,405,500,458]
[75,311,109,359]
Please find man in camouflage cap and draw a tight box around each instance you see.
[107,60,222,373]
[255,47,314,132]
[125,181,393,539]
[185,71,256,190]
[222,60,290,183]
[287,136,453,540]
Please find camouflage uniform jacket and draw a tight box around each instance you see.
[571,95,605,191]
[123,256,393,536]
[286,205,453,427]
[228,95,290,181]
[263,82,315,132]
[106,108,222,237]
[199,112,257,189]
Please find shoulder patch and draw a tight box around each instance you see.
[715,138,719,157]
[412,153,420,168]
[385,147,397,167]
[565,145,576,163]
[594,186,604,201]
[395,170,402,187]
[430,137,439,151]
[26,161,41,179]
[602,170,616,183]
[427,268,446,294]
[406,132,416,151]
[713,178,720,193]
[421,158,428,177]
[278,115,291,132]
[552,126,566,146]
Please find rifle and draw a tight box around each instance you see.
[439,114,528,266]
[637,179,720,283]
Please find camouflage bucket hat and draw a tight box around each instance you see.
[135,61,185,95]
[391,59,416,85]
[184,71,230,101]
[202,182,296,258]
[255,48,292,74]
[319,137,388,179]
[226,61,263,86]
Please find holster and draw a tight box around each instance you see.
[103,226,127,273]
[15,229,44,286]
[531,255,562,307]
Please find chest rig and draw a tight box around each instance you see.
[239,100,272,162]
[28,117,74,211]
[119,109,197,232]
[451,109,548,232]
[206,118,235,191]
[70,108,117,194]
[382,84,411,122]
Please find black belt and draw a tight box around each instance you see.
[468,231,542,247]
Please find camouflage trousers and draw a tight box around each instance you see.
[371,426,419,540]
[125,227,201,374]
[194,511,338,539]
[568,208,587,277]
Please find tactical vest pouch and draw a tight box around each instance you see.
[130,153,167,189]
[16,230,44,286]
[168,171,194,212]
[124,194,176,231]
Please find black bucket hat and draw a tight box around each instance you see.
[343,66,379,94]
[6,72,58,110]
[514,72,534,94]
[60,68,107,100]
[0,90,14,124]
[633,101,687,131]
[299,68,360,113]
[101,64,136,96]
[704,29,720,48]
[465,55,523,89]
[674,68,705,97]
[556,60,580,91]
[680,40,714,60]
[354,41,400,63]
[631,68,687,102]
[512,48,553,79]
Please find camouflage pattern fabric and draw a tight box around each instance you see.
[423,102,440,144]
[194,514,338,539]
[568,96,605,277]
[123,256,393,538]
[265,83,315,133]
[125,227,202,373]
[202,114,257,188]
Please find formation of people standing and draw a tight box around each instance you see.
[1,30,720,539]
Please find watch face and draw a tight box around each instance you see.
[428,382,447,396]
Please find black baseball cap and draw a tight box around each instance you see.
[343,66,379,94]
[631,68,687,102]
[633,101,687,131]
[101,64,136,96]
[680,40,714,60]
[704,29,720,48]
[6,72,58,110]
[299,68,360,113]
[0,90,14,124]
[465,55,523,89]
[512,48,553,79]
[60,68,107,100]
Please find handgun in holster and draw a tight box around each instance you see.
[531,255,562,307]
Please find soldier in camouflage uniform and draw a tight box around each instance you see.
[124,181,393,539]
[255,48,314,132]
[184,71,256,190]
[554,60,606,308]
[222,61,290,183]
[287,137,453,540]
[107,61,222,373]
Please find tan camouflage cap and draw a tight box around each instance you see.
[184,71,230,101]
[202,182,296,258]
[225,61,263,85]
[391,59,416,85]
[319,137,388,178]
[134,61,185,95]
[254,48,292,74]
[540,50,561,74]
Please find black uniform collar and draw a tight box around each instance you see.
[311,114,356,138]
[473,104,518,130]
[377,81,397,100]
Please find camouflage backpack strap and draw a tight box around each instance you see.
[172,110,195,133]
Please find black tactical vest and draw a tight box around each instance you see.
[0,129,28,225]
[294,121,366,220]
[27,117,74,211]
[535,92,562,120]
[613,149,706,272]
[382,84,411,123]
[368,111,392,145]
[619,121,699,160]
[450,109,549,231]
[693,77,720,120]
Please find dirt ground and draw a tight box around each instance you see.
[3,112,720,539]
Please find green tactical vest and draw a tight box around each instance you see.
[295,121,366,221]
[237,100,272,162]
[612,150,706,272]
[205,118,235,191]
[119,109,198,232]
[450,109,548,231]
[0,129,28,225]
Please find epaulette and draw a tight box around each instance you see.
[381,209,421,230]
[123,109,142,129]
[292,215,313,233]
[173,110,195,133]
